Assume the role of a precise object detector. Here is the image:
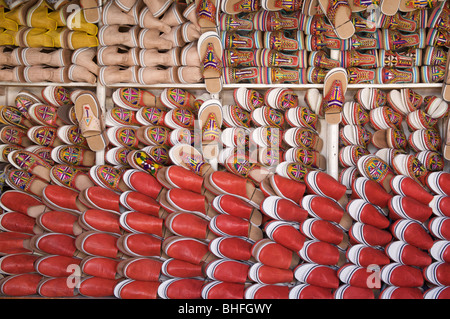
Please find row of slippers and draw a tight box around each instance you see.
[1,161,450,298]
[2,162,446,297]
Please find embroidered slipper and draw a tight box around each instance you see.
[50,164,95,192]
[284,147,326,170]
[442,46,450,102]
[357,154,395,193]
[285,106,319,131]
[424,96,449,120]
[233,87,264,112]
[223,149,272,184]
[222,104,252,128]
[105,146,133,166]
[321,67,347,124]
[197,31,223,94]
[105,107,140,127]
[41,85,71,107]
[283,127,323,151]
[112,87,159,111]
[392,154,428,185]
[164,108,195,129]
[6,168,49,197]
[0,105,33,129]
[14,89,42,118]
[74,90,108,152]
[160,87,196,111]
[0,144,24,162]
[27,126,64,147]
[196,0,219,32]
[275,161,309,183]
[136,125,171,147]
[89,164,130,193]
[198,98,223,160]
[318,0,355,40]
[371,128,408,151]
[8,149,52,182]
[169,143,214,176]
[28,103,65,127]
[106,126,143,149]
[135,106,166,126]
[57,125,88,148]
[129,146,170,168]
[51,145,96,167]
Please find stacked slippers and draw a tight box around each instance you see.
[0,0,100,84]
[97,0,203,86]
[217,0,450,86]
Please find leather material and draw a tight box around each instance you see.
[0,273,42,296]
[299,240,341,266]
[120,211,163,236]
[430,195,450,217]
[390,219,434,250]
[35,255,82,277]
[80,209,121,234]
[165,165,204,193]
[0,232,32,255]
[119,233,162,257]
[34,233,77,257]
[166,212,209,239]
[209,171,248,198]
[252,239,298,269]
[0,190,43,214]
[119,257,162,281]
[304,195,345,224]
[249,263,293,284]
[388,195,433,223]
[245,284,290,299]
[162,258,204,278]
[305,171,346,201]
[349,222,392,247]
[116,280,160,299]
[264,220,306,252]
[294,263,340,289]
[78,277,119,297]
[301,218,344,245]
[0,212,35,234]
[261,196,308,223]
[126,170,163,199]
[165,188,206,214]
[428,172,450,196]
[380,287,423,299]
[121,191,160,216]
[209,214,250,237]
[81,256,119,280]
[163,236,209,265]
[202,281,245,299]
[78,232,119,258]
[380,263,424,288]
[385,241,432,267]
[334,285,375,299]
[43,185,80,212]
[428,216,450,240]
[391,175,433,205]
[208,236,253,261]
[424,262,450,286]
[38,210,78,235]
[270,174,305,204]
[82,186,121,212]
[346,244,390,268]
[290,284,333,299]
[159,278,204,299]
[0,253,38,275]
[213,194,255,221]
[338,264,375,288]
[346,199,391,229]
[38,277,77,297]
[205,259,250,283]
[352,177,393,208]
